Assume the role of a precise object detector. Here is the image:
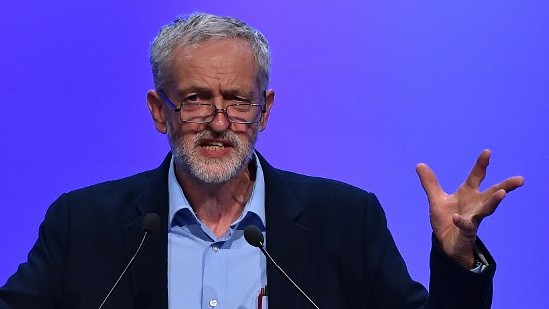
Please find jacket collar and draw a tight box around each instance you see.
[123,152,311,308]
[122,153,171,309]
[257,152,312,308]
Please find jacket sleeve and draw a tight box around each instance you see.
[363,193,495,309]
[0,194,70,308]
[362,192,429,308]
[427,235,496,309]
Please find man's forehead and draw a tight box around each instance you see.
[175,37,252,56]
[165,38,261,91]
[169,38,256,75]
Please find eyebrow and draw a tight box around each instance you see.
[174,86,211,97]
[221,89,256,99]
[175,87,257,100]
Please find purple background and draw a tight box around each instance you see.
[1,1,547,307]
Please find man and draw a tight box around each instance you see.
[0,12,523,309]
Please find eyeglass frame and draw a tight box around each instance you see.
[158,89,267,124]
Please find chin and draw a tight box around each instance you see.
[179,152,253,184]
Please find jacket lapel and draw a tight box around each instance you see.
[122,154,171,309]
[258,153,312,309]
[119,152,311,308]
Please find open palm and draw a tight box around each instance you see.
[416,150,524,267]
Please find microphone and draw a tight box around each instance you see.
[244,225,320,309]
[98,213,161,309]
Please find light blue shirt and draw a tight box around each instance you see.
[167,154,267,309]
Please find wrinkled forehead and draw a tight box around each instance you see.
[165,38,263,91]
[177,37,253,59]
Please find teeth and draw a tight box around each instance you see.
[204,145,224,150]
[203,142,225,150]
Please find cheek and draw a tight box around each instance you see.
[238,124,260,142]
[167,121,203,135]
[166,122,203,146]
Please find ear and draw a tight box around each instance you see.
[258,89,275,132]
[146,89,168,134]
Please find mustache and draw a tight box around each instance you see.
[192,130,241,146]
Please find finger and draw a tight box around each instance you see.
[475,189,507,219]
[484,176,525,196]
[416,163,445,202]
[499,176,525,193]
[464,149,491,189]
[452,214,477,237]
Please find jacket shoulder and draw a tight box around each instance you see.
[272,167,375,201]
[66,168,157,200]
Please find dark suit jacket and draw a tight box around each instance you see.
[0,153,495,308]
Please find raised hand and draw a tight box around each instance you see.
[416,150,524,268]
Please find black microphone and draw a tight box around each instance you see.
[98,213,161,309]
[244,225,320,309]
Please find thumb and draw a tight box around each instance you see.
[452,214,477,237]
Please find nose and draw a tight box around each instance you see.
[208,109,231,132]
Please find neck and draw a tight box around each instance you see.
[174,160,256,238]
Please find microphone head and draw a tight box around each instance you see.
[244,225,264,248]
[142,213,161,234]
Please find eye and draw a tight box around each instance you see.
[231,104,253,112]
[184,94,208,103]
[228,95,252,103]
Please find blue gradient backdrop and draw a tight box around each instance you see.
[1,1,547,308]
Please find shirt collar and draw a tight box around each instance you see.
[167,152,266,230]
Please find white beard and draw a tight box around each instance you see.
[168,127,257,184]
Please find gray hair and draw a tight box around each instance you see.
[149,12,272,92]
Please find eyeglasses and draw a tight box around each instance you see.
[159,90,266,124]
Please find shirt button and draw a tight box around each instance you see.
[209,298,218,307]
[212,245,219,252]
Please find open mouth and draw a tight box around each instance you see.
[199,140,233,152]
